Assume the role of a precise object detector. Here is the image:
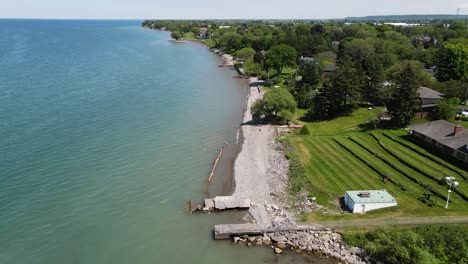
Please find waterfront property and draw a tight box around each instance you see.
[344,190,397,214]
[410,120,468,162]
[292,109,468,220]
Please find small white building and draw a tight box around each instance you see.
[344,190,397,214]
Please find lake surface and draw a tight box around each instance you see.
[0,19,335,264]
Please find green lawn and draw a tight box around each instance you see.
[295,107,384,136]
[289,108,468,222]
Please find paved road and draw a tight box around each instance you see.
[318,216,468,228]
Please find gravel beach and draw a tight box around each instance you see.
[232,87,292,227]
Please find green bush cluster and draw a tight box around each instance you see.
[344,226,468,264]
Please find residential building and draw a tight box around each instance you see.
[410,120,468,162]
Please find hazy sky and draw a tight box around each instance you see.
[1,0,468,19]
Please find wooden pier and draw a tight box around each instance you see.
[214,223,330,240]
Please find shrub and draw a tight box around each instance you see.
[299,126,311,135]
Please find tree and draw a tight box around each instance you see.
[387,60,432,85]
[235,47,256,62]
[386,62,421,126]
[435,44,468,82]
[265,44,297,74]
[220,32,242,51]
[301,63,321,87]
[330,61,362,110]
[309,79,333,120]
[171,31,183,40]
[293,84,317,109]
[338,39,375,64]
[309,62,361,120]
[434,99,456,120]
[251,88,297,124]
[361,54,385,105]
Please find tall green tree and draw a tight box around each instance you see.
[220,32,242,51]
[331,61,362,110]
[235,47,256,62]
[435,44,468,82]
[251,88,296,124]
[301,63,321,87]
[309,79,333,120]
[310,62,361,120]
[386,62,421,126]
[265,44,297,74]
[361,55,385,105]
[170,31,183,40]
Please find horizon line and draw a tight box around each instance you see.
[0,13,466,21]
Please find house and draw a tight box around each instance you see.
[424,66,437,77]
[197,27,208,38]
[410,120,468,163]
[299,56,316,68]
[331,40,340,48]
[322,64,336,78]
[344,190,397,214]
[417,86,444,119]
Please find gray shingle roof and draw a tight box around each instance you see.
[410,120,467,152]
[418,87,444,99]
[323,65,336,72]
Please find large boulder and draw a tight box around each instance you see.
[270,234,287,243]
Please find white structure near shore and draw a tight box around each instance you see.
[344,190,397,214]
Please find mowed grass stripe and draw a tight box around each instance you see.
[302,137,351,193]
[335,137,435,203]
[322,138,384,189]
[291,137,331,190]
[379,132,468,181]
[383,131,467,178]
[381,135,461,181]
[293,137,345,195]
[348,136,451,197]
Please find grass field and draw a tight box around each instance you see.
[289,108,468,221]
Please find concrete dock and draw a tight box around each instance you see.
[203,196,250,212]
[214,223,330,240]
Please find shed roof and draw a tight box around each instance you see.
[345,190,396,204]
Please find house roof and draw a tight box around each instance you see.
[410,120,467,152]
[346,190,397,204]
[323,64,336,72]
[418,87,444,100]
[299,56,316,62]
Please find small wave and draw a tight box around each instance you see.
[236,129,240,144]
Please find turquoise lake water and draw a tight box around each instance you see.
[0,20,334,264]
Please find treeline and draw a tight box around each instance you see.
[142,20,468,126]
[344,225,468,264]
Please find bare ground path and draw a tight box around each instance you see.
[317,215,468,228]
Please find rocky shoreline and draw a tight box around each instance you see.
[232,230,368,264]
